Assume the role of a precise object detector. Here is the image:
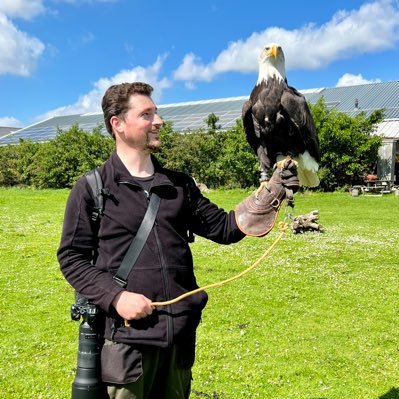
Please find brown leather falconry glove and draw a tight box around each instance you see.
[235,158,299,237]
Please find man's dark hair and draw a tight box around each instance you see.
[102,82,154,136]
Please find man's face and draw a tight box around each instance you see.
[112,94,163,151]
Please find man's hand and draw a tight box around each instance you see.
[112,291,154,320]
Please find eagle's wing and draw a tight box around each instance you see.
[242,99,259,154]
[243,97,273,176]
[281,86,320,162]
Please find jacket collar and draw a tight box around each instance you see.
[109,151,174,191]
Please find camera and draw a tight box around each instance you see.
[70,294,107,399]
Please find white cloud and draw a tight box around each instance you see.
[0,0,45,20]
[0,0,46,77]
[53,0,117,4]
[0,0,116,77]
[0,0,116,20]
[336,73,382,87]
[0,13,45,76]
[36,55,172,121]
[81,32,95,45]
[174,0,399,83]
[0,116,23,128]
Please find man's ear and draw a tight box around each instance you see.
[110,115,123,136]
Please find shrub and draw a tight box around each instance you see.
[0,104,384,191]
[311,98,383,191]
[157,119,258,188]
[0,125,114,188]
[31,125,115,188]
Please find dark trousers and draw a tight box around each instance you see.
[105,343,192,399]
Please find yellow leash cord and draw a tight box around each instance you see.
[151,221,289,307]
[124,221,288,326]
[124,221,289,326]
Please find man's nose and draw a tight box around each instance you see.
[153,114,163,126]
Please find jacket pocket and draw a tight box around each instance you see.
[164,265,209,338]
[101,340,143,384]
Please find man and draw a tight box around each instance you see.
[58,82,298,398]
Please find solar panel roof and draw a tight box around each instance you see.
[1,81,399,145]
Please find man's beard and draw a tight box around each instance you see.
[145,132,161,151]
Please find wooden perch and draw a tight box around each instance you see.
[291,210,324,234]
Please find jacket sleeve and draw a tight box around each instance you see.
[57,177,124,312]
[186,177,246,244]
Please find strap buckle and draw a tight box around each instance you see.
[112,275,127,288]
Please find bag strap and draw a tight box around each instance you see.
[85,168,104,222]
[113,193,161,288]
[85,168,161,288]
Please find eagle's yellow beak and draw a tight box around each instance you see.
[268,45,278,58]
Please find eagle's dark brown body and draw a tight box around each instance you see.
[243,43,321,186]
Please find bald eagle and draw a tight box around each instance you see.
[242,43,320,187]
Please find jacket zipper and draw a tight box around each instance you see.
[120,181,173,346]
[154,220,173,347]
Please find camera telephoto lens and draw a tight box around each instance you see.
[71,299,107,399]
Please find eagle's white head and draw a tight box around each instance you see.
[257,43,286,85]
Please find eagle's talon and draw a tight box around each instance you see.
[255,181,268,197]
[275,155,293,169]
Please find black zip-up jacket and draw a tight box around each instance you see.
[58,152,245,347]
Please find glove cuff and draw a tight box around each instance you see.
[235,182,286,237]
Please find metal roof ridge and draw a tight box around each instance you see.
[333,80,399,90]
[80,112,102,116]
[300,87,326,94]
[378,118,399,122]
[159,88,327,108]
[158,96,249,108]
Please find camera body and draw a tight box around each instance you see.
[70,294,107,399]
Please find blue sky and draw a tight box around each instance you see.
[1,0,399,128]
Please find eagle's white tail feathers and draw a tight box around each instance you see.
[297,167,320,187]
[277,151,320,188]
[295,151,320,187]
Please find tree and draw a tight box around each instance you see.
[157,116,258,188]
[31,125,115,188]
[214,119,259,187]
[0,144,19,186]
[0,140,42,186]
[0,106,385,191]
[310,98,383,191]
[205,113,221,132]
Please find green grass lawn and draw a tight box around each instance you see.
[0,188,398,398]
